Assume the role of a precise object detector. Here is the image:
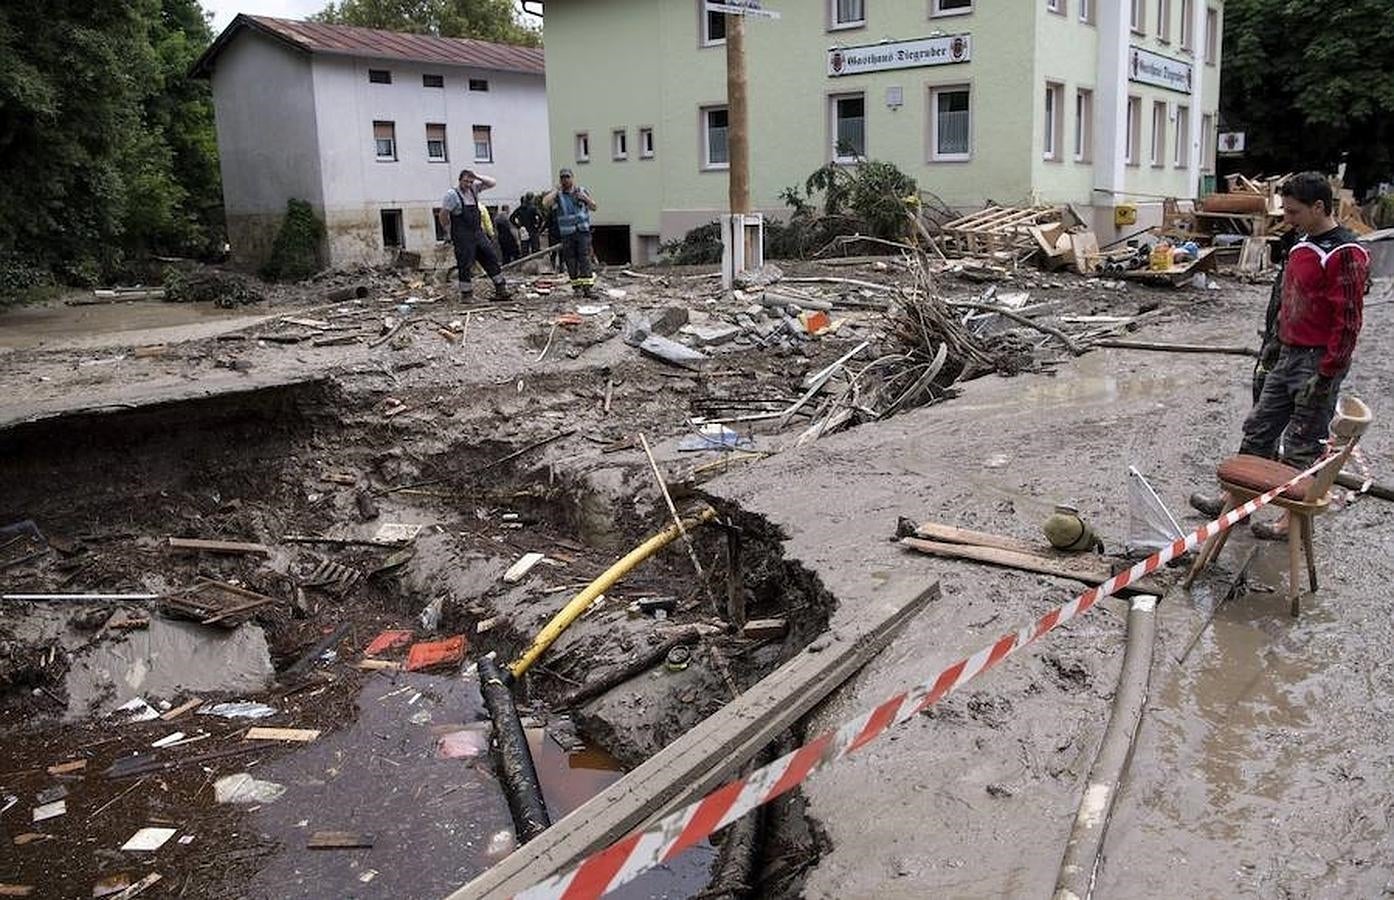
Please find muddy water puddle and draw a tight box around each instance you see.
[958,351,1190,415]
[0,300,269,351]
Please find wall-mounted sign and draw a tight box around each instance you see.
[1217,131,1246,155]
[1128,46,1192,93]
[828,34,971,77]
[706,0,781,18]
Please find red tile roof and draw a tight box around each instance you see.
[193,14,544,78]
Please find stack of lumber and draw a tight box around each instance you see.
[939,205,1063,258]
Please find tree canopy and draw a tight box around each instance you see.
[1221,0,1394,192]
[313,0,543,47]
[0,0,221,290]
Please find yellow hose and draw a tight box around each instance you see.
[508,506,717,679]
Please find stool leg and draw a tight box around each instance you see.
[1288,524,1303,618]
[1300,516,1318,592]
[1184,496,1236,588]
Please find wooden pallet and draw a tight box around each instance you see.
[160,579,275,627]
[940,205,1063,256]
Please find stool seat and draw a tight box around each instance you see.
[1216,454,1312,502]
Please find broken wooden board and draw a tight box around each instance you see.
[45,760,87,776]
[160,580,274,628]
[899,538,1162,595]
[447,583,939,899]
[160,697,202,721]
[1112,247,1218,285]
[245,727,320,742]
[911,521,1044,556]
[166,537,271,556]
[503,552,546,584]
[307,831,375,849]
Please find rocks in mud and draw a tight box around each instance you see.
[733,263,784,289]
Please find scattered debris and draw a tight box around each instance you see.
[31,800,66,822]
[364,630,413,656]
[307,831,375,850]
[165,537,270,556]
[405,635,467,672]
[503,552,547,584]
[244,727,320,742]
[198,701,277,719]
[119,828,177,852]
[214,773,286,805]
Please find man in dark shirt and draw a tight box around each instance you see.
[1192,172,1370,537]
[493,205,521,264]
[510,195,543,256]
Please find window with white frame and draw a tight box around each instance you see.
[472,125,492,163]
[1043,82,1063,160]
[702,5,726,45]
[373,121,396,161]
[1125,96,1141,164]
[1156,0,1171,42]
[703,106,730,168]
[575,132,590,163]
[1151,101,1167,166]
[612,129,628,160]
[930,85,971,161]
[832,0,864,27]
[1046,0,1064,15]
[1079,0,1094,24]
[931,0,973,16]
[1130,0,1145,33]
[1180,0,1194,50]
[832,93,866,161]
[1174,105,1190,166]
[1205,7,1218,62]
[426,123,447,162]
[1201,112,1214,170]
[1074,88,1093,161]
[639,127,655,158]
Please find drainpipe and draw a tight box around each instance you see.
[1052,593,1158,899]
[479,656,552,844]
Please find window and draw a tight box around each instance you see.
[1156,0,1171,42]
[1205,7,1219,63]
[1174,105,1190,167]
[425,123,447,162]
[703,106,730,168]
[423,73,444,88]
[368,68,391,84]
[1130,0,1145,33]
[1151,101,1167,166]
[381,209,403,248]
[1201,112,1214,171]
[469,78,489,92]
[1046,0,1064,14]
[1179,0,1194,50]
[472,125,492,163]
[1125,97,1141,164]
[930,85,971,161]
[373,121,396,161]
[832,93,866,161]
[1043,82,1063,160]
[702,7,726,45]
[931,0,973,14]
[576,132,590,162]
[432,207,447,241]
[1079,0,1093,23]
[1074,89,1093,161]
[613,128,628,160]
[832,0,865,27]
[639,127,655,158]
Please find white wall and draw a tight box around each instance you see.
[310,56,550,264]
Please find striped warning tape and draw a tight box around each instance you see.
[514,453,1340,900]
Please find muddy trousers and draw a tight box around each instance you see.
[1238,344,1345,468]
[561,230,595,295]
[450,207,505,297]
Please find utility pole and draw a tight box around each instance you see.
[725,12,750,216]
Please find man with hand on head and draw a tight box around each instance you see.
[437,168,510,301]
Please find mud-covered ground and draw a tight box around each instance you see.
[2,258,1389,898]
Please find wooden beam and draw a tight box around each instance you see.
[447,583,940,899]
[166,537,271,556]
[900,538,1162,595]
[726,12,749,214]
[911,521,1043,555]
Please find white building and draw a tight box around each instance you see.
[194,15,549,269]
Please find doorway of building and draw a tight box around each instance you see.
[381,209,404,248]
[589,225,631,266]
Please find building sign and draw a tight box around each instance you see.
[828,35,971,77]
[706,0,781,18]
[1128,46,1192,94]
[1217,131,1246,155]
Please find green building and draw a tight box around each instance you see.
[537,0,1223,263]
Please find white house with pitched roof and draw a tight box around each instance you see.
[194,15,550,269]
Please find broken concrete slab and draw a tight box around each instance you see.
[678,323,741,347]
[638,335,707,369]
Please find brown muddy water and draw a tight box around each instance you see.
[0,300,269,351]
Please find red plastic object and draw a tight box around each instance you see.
[364,629,413,657]
[405,635,467,671]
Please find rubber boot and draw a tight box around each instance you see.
[492,280,512,301]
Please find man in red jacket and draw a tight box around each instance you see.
[1192,172,1370,537]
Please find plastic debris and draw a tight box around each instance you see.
[149,733,185,749]
[436,725,491,760]
[31,800,65,822]
[198,701,277,719]
[213,773,287,805]
[485,829,516,859]
[120,828,177,852]
[112,698,160,724]
[405,635,466,672]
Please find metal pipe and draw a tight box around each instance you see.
[479,656,552,844]
[508,506,717,679]
[1053,594,1158,900]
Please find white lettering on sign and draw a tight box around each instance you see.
[828,34,971,77]
[706,0,781,18]
[1128,46,1193,94]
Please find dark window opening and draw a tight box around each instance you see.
[590,225,632,266]
[469,78,489,92]
[432,208,447,241]
[381,209,404,248]
[423,73,445,88]
[368,69,392,84]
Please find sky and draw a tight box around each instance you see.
[204,1,330,34]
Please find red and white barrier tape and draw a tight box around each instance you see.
[513,453,1338,900]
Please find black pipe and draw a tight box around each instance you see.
[479,657,552,844]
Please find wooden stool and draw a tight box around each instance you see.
[1184,395,1372,616]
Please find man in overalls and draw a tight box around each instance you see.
[543,168,599,298]
[437,169,510,301]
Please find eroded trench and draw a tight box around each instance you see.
[0,379,835,899]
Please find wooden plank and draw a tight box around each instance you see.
[447,583,939,900]
[166,537,271,556]
[307,831,375,849]
[902,536,1114,583]
[912,522,1044,556]
[45,760,87,776]
[160,697,202,721]
[245,727,321,742]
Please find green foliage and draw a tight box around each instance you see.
[164,265,265,306]
[313,0,542,46]
[0,0,222,297]
[1222,0,1394,191]
[659,221,722,265]
[803,160,918,241]
[260,200,327,282]
[1374,194,1394,229]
